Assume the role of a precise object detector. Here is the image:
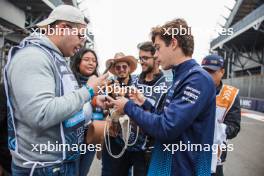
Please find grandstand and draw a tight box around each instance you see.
[210,0,264,112]
[0,0,93,82]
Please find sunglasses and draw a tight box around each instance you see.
[138,56,155,62]
[115,65,128,71]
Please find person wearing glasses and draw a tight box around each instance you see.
[102,52,145,176]
[135,41,172,172]
[4,5,108,175]
[106,52,138,88]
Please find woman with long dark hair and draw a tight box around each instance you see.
[71,48,104,176]
[72,48,99,84]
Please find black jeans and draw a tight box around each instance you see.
[212,165,224,176]
[102,137,146,176]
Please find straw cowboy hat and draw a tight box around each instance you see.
[106,52,137,75]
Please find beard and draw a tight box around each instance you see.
[142,64,153,74]
[117,73,128,79]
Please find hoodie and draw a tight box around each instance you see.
[4,33,91,168]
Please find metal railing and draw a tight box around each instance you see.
[211,4,264,50]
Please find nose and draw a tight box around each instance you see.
[87,60,94,65]
[154,51,158,58]
[120,67,126,71]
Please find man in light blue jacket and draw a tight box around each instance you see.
[4,5,108,176]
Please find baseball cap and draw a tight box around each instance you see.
[36,5,88,27]
[201,54,224,71]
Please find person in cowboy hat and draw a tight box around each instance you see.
[106,52,137,86]
[102,52,150,176]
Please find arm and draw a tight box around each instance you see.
[141,99,155,112]
[124,73,215,142]
[224,95,241,139]
[8,47,90,130]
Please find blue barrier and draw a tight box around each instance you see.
[240,97,264,113]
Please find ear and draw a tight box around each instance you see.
[221,68,225,75]
[56,22,68,36]
[57,22,67,28]
[170,38,178,50]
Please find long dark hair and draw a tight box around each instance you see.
[71,48,99,86]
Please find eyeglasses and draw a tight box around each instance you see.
[65,24,86,41]
[138,56,155,62]
[115,65,128,71]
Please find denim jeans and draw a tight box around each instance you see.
[12,160,79,176]
[79,151,95,176]
[102,137,146,176]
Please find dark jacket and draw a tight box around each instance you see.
[217,82,241,163]
[0,83,12,173]
[124,59,216,176]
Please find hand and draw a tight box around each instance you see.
[128,88,146,106]
[94,95,108,109]
[87,73,109,94]
[105,99,114,109]
[106,96,129,114]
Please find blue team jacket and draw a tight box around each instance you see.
[124,59,216,176]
